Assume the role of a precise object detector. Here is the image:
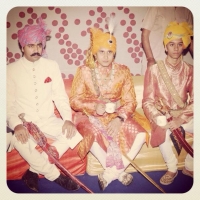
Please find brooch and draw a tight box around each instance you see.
[166,31,173,39]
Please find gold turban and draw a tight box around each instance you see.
[86,28,117,68]
[90,28,116,54]
[163,21,193,49]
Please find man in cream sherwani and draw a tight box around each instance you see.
[7,18,80,192]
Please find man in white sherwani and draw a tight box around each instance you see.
[7,18,80,192]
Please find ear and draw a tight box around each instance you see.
[21,47,24,53]
[164,46,168,52]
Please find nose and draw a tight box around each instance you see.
[174,44,178,50]
[33,44,39,52]
[35,46,39,52]
[103,52,108,59]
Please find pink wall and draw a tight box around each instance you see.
[6,6,194,78]
[7,6,152,78]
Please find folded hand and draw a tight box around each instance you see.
[62,120,77,139]
[107,118,122,138]
[14,124,29,143]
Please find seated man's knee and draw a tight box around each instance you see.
[137,132,146,142]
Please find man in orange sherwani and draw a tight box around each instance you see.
[142,21,193,185]
[70,26,150,190]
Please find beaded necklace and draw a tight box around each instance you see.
[91,63,115,96]
[165,57,182,71]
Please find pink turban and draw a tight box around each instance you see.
[17,17,51,56]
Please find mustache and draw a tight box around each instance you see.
[31,52,41,57]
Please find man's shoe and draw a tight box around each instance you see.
[98,173,108,191]
[54,173,80,191]
[22,169,39,192]
[160,171,178,185]
[118,172,133,186]
[182,167,193,178]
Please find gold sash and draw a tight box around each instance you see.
[157,60,186,117]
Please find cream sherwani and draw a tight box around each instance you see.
[7,57,72,180]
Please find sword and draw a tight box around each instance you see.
[158,99,193,157]
[167,115,193,157]
[169,126,185,156]
[18,113,93,193]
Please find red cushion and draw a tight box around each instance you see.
[7,140,86,180]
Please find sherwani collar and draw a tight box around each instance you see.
[21,56,41,69]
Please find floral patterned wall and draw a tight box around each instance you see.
[7,6,148,78]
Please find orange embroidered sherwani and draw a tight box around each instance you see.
[70,63,150,159]
[142,60,193,147]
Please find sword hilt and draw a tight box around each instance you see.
[18,113,26,122]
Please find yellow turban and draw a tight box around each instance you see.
[90,28,116,54]
[163,21,193,49]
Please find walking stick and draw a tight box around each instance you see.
[122,153,165,193]
[18,113,93,193]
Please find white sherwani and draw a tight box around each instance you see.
[7,57,72,180]
[7,56,72,129]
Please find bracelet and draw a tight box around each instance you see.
[116,116,124,122]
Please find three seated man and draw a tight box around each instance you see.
[7,17,193,192]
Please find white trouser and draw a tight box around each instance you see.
[159,119,193,172]
[10,116,70,181]
[90,132,146,184]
